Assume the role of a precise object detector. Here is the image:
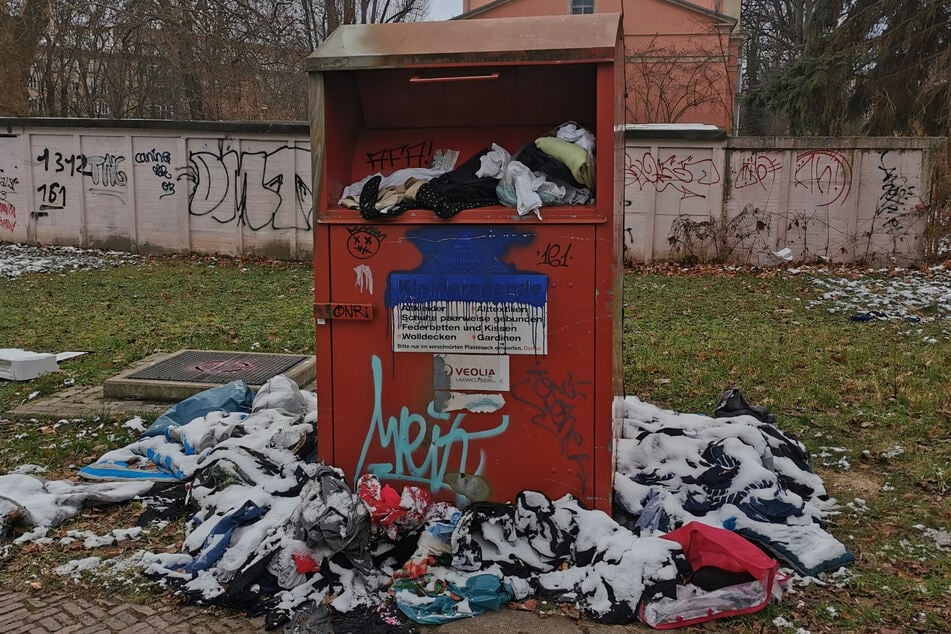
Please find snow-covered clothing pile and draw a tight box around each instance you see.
[0,475,152,539]
[613,392,854,577]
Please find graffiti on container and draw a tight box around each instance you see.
[511,368,591,494]
[537,242,573,268]
[355,354,510,499]
[733,154,782,190]
[346,225,385,259]
[135,148,176,198]
[793,150,851,207]
[366,140,434,171]
[181,141,313,231]
[625,150,720,200]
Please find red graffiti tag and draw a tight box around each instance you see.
[0,201,16,232]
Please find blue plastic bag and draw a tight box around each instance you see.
[142,380,255,437]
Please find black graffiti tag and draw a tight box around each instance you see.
[511,369,591,493]
[366,140,434,171]
[537,242,573,267]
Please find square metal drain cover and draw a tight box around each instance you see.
[127,350,307,384]
[103,349,315,402]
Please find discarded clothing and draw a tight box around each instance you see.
[614,396,854,577]
[535,136,595,190]
[357,474,434,541]
[555,121,596,154]
[0,474,152,537]
[640,522,782,629]
[415,150,500,218]
[395,574,513,625]
[143,380,254,438]
[449,490,683,624]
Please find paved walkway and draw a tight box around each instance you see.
[0,590,647,633]
[0,591,264,634]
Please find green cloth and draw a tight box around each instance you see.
[535,136,595,190]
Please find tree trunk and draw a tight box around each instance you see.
[0,0,51,116]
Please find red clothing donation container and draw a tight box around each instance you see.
[306,14,624,512]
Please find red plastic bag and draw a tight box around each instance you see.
[640,522,780,629]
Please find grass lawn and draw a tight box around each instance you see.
[0,254,948,632]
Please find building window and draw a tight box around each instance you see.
[571,0,594,14]
[28,97,40,115]
[95,102,110,117]
[153,104,173,119]
[28,74,39,90]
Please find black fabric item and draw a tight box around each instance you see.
[714,388,777,425]
[330,602,419,633]
[135,482,189,526]
[412,149,498,218]
[690,566,756,591]
[359,175,384,220]
[372,527,423,570]
[414,183,495,219]
[512,143,585,190]
[283,602,332,634]
[219,550,280,611]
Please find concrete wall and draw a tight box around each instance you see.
[0,120,313,260]
[624,133,944,265]
[0,120,944,265]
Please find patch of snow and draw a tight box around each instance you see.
[10,464,47,474]
[122,416,147,433]
[807,267,951,329]
[881,445,904,459]
[0,243,140,279]
[53,556,103,578]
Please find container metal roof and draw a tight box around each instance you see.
[306,13,621,71]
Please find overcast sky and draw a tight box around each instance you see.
[425,0,463,21]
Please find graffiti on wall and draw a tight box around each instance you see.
[134,148,176,199]
[34,147,128,208]
[0,169,17,232]
[625,150,721,200]
[656,147,929,265]
[732,154,783,191]
[181,141,312,231]
[355,354,509,500]
[793,150,852,207]
[511,368,591,494]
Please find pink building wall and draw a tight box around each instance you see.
[461,0,741,132]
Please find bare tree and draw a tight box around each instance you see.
[625,14,740,130]
[25,0,428,121]
[0,0,50,116]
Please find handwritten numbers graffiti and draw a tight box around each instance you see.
[36,182,66,209]
[537,242,573,267]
